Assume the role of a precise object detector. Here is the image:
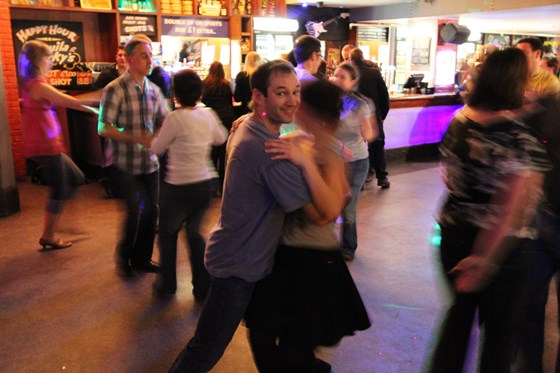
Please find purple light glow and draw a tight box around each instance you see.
[384,104,462,149]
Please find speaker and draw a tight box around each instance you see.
[440,23,471,44]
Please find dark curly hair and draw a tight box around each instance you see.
[300,79,343,130]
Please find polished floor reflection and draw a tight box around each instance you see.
[1,159,558,372]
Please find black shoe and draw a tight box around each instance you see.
[378,178,390,189]
[131,260,160,273]
[152,282,176,298]
[193,288,209,304]
[314,357,332,373]
[116,258,135,277]
[342,249,355,262]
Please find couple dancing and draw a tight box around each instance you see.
[169,60,371,372]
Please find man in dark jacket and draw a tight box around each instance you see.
[350,48,391,188]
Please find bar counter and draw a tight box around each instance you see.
[64,90,464,173]
[384,92,463,150]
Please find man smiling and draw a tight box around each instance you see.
[169,60,337,373]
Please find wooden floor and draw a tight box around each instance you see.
[1,159,558,373]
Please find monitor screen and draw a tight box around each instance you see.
[403,74,424,88]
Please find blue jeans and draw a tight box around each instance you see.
[342,158,369,252]
[157,181,211,296]
[515,204,560,373]
[117,170,159,265]
[169,276,255,373]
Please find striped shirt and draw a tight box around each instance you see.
[99,71,168,175]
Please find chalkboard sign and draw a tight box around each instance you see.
[358,26,388,42]
[12,20,92,90]
[120,15,157,36]
[411,37,431,68]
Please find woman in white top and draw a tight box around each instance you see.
[332,62,378,261]
[151,69,228,300]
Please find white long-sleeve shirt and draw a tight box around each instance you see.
[151,106,228,185]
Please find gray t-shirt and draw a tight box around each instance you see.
[335,93,374,162]
[205,117,312,282]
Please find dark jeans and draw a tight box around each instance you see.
[342,157,369,252]
[515,204,560,373]
[157,180,211,296]
[368,121,388,180]
[429,225,529,373]
[168,276,255,373]
[211,143,227,189]
[116,170,159,266]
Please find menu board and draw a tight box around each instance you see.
[358,27,388,42]
[161,17,229,38]
[411,37,431,68]
[483,33,511,47]
[12,20,92,90]
[120,15,157,36]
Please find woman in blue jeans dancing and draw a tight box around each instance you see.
[331,62,378,261]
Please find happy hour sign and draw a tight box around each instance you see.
[12,20,93,89]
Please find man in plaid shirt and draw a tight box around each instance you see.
[98,35,169,277]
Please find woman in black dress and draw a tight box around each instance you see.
[234,51,261,116]
[201,61,235,191]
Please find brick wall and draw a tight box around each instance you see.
[0,1,24,177]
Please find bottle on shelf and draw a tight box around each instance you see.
[246,0,252,15]
[131,0,138,11]
[220,0,227,16]
[260,0,267,16]
[237,0,245,15]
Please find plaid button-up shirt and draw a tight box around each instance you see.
[99,71,168,175]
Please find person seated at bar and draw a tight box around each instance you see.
[93,45,127,89]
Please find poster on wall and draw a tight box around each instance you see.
[161,17,229,38]
[411,37,431,69]
[11,20,92,90]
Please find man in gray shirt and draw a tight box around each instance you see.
[169,60,339,372]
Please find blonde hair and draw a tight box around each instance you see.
[18,40,51,82]
[244,51,261,75]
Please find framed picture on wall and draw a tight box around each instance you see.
[411,37,431,69]
[327,48,340,68]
